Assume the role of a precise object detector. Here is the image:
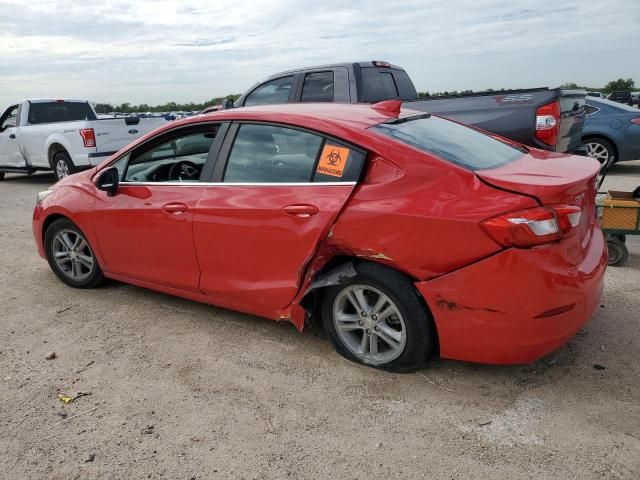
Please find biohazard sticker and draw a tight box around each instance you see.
[316,145,350,178]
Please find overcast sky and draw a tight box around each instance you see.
[1,0,639,107]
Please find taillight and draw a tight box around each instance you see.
[482,207,561,248]
[535,101,561,147]
[79,128,96,148]
[481,204,582,248]
[631,118,640,125]
[553,205,582,233]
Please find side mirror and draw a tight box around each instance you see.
[221,98,235,110]
[96,167,119,197]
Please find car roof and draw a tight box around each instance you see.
[587,97,639,113]
[180,103,407,131]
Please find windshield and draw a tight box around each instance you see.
[371,116,524,171]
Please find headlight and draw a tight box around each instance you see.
[36,189,54,204]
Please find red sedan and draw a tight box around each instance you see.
[32,102,606,371]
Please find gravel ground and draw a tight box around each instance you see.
[1,161,639,480]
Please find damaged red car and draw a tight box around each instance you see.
[32,102,606,371]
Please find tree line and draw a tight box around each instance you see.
[93,78,636,113]
[93,95,241,114]
[417,78,636,98]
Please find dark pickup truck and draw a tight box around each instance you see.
[232,61,586,153]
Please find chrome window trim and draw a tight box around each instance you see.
[119,181,356,187]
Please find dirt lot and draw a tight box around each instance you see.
[1,162,639,480]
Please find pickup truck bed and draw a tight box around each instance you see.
[233,61,586,153]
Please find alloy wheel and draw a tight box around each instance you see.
[56,159,70,179]
[51,229,95,281]
[585,142,610,164]
[332,284,407,365]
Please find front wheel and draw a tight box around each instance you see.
[44,218,104,288]
[322,262,435,372]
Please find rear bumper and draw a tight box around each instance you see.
[416,229,607,365]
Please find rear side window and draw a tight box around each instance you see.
[372,116,524,170]
[28,102,96,124]
[360,68,417,102]
[223,124,365,183]
[301,72,334,102]
[244,77,293,107]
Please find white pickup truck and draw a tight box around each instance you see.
[0,99,168,180]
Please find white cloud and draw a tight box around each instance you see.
[0,0,638,106]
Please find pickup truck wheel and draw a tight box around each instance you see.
[0,172,5,181]
[322,261,435,372]
[584,138,615,164]
[53,152,75,180]
[44,218,104,288]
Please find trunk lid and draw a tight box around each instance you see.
[476,150,599,205]
[477,150,600,264]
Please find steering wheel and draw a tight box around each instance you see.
[169,160,200,181]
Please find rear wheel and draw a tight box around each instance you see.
[606,237,628,267]
[322,262,435,372]
[44,218,104,288]
[584,138,615,165]
[52,151,75,181]
[0,172,5,181]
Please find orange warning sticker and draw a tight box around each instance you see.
[316,145,350,177]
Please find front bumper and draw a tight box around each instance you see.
[416,229,607,365]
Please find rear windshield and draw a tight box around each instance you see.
[28,102,96,124]
[360,68,418,102]
[371,116,524,170]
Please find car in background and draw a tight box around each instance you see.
[581,97,640,164]
[607,91,633,105]
[32,102,605,370]
[586,92,606,99]
[631,92,640,106]
[0,99,168,181]
[232,61,586,154]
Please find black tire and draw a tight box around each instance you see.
[44,218,104,288]
[52,151,75,181]
[583,137,616,165]
[606,238,628,267]
[0,172,5,181]
[322,261,435,372]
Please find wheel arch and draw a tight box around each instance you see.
[42,213,70,243]
[581,134,619,161]
[47,142,71,169]
[300,255,440,353]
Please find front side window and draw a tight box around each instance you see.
[244,77,293,107]
[372,116,524,170]
[301,72,334,102]
[0,105,18,130]
[122,126,219,182]
[27,102,96,124]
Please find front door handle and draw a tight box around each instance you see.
[283,204,319,218]
[9,133,15,139]
[162,202,189,214]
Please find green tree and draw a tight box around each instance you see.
[603,78,635,93]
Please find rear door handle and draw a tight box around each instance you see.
[162,202,188,214]
[283,204,319,217]
[9,133,16,139]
